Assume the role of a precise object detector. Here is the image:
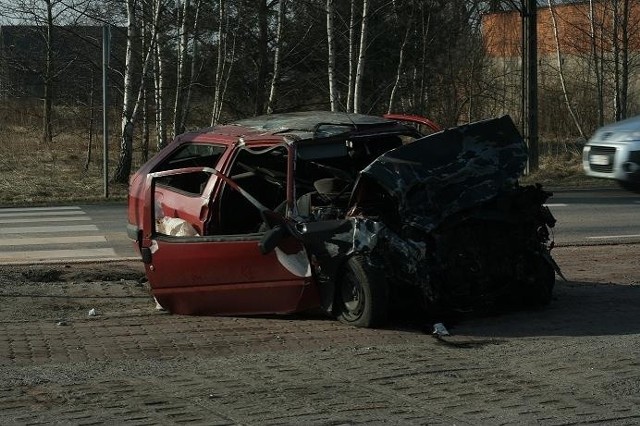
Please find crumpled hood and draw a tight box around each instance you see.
[354,115,528,232]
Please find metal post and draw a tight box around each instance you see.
[102,24,110,198]
[525,0,539,172]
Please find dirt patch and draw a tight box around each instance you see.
[4,261,147,284]
[552,243,640,285]
[0,261,149,323]
[0,245,636,324]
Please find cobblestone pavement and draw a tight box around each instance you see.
[1,246,640,425]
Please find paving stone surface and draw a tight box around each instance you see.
[1,248,639,425]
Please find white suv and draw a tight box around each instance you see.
[583,115,640,193]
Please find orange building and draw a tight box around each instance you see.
[482,1,640,58]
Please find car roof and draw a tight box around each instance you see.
[181,111,414,147]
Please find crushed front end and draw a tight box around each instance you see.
[299,116,560,316]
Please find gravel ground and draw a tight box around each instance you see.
[1,245,639,425]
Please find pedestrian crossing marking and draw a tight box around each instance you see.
[0,206,81,212]
[0,210,86,218]
[0,217,91,224]
[0,206,131,264]
[0,225,99,234]
[0,236,106,246]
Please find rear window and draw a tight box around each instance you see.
[155,144,226,172]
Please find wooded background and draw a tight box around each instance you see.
[0,0,638,183]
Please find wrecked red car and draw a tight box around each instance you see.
[127,111,559,328]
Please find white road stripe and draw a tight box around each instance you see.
[0,207,126,263]
[0,236,106,246]
[544,203,568,207]
[0,206,81,213]
[587,234,640,240]
[0,210,86,218]
[0,248,116,261]
[0,225,99,234]
[0,216,91,224]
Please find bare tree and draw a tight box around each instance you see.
[326,0,338,112]
[254,0,269,115]
[172,0,190,138]
[547,0,585,138]
[612,0,631,120]
[0,0,80,145]
[210,0,237,125]
[173,0,202,137]
[588,0,605,126]
[387,4,412,113]
[353,0,369,114]
[181,0,202,127]
[112,0,161,183]
[153,0,168,149]
[346,0,356,111]
[267,0,286,114]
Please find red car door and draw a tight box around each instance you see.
[139,164,319,316]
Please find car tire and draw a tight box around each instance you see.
[525,256,555,306]
[335,255,388,328]
[617,180,640,194]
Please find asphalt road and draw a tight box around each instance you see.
[0,187,638,264]
[547,187,640,245]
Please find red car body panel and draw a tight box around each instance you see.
[146,238,319,315]
[128,112,442,318]
[382,113,442,133]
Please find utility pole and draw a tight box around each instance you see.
[523,0,539,173]
[103,24,110,198]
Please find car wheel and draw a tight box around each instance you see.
[617,180,640,194]
[525,256,555,306]
[335,255,388,328]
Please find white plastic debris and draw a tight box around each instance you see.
[432,322,450,337]
[156,217,199,236]
[153,297,166,311]
[88,308,99,317]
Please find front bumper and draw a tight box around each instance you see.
[583,141,640,183]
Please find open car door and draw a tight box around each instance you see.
[139,166,319,316]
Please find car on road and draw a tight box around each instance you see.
[128,111,559,328]
[583,115,640,193]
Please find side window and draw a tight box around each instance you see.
[154,144,226,195]
[213,146,288,235]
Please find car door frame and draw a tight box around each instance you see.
[139,158,319,316]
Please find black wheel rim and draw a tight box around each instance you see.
[339,270,365,322]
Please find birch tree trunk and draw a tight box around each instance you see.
[388,16,412,113]
[589,0,605,127]
[619,0,629,120]
[211,0,227,125]
[154,27,167,149]
[417,4,430,116]
[141,1,151,162]
[353,0,369,114]
[267,0,285,114]
[346,0,356,112]
[612,0,621,121]
[172,0,190,139]
[254,0,269,115]
[112,0,160,183]
[182,0,202,126]
[326,0,338,112]
[547,0,585,138]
